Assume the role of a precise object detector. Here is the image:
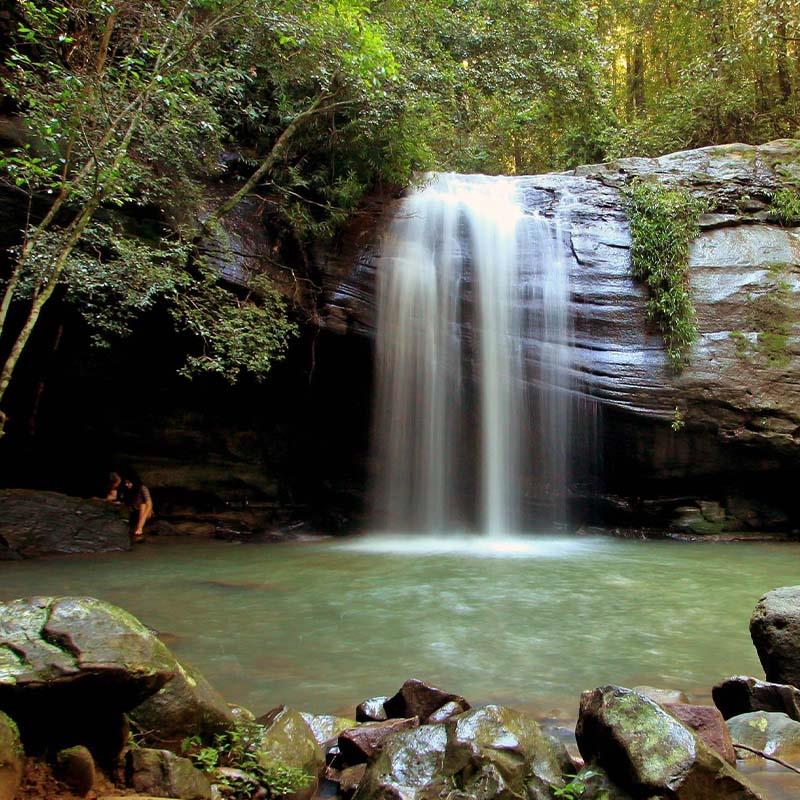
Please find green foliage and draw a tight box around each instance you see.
[183,722,312,800]
[671,406,685,432]
[553,770,605,799]
[627,182,704,370]
[770,189,800,225]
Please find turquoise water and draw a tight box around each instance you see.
[1,535,798,720]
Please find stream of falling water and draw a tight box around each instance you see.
[374,173,576,533]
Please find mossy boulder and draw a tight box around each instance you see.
[576,685,765,799]
[0,596,233,758]
[55,745,95,795]
[750,586,800,687]
[0,711,23,800]
[129,659,235,748]
[255,706,325,782]
[727,711,800,761]
[0,596,175,758]
[126,747,212,800]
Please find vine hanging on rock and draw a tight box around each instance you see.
[626,181,705,371]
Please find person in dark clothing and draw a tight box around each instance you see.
[120,477,154,540]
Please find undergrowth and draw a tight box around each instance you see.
[770,188,800,225]
[183,722,312,800]
[627,181,705,370]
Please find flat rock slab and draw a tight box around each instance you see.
[713,676,800,721]
[0,489,129,559]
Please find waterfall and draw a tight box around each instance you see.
[374,173,579,533]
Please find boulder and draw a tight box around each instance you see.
[713,675,800,721]
[351,724,449,800]
[632,686,690,705]
[300,713,358,748]
[727,711,800,761]
[445,705,563,800]
[0,596,175,758]
[0,711,23,800]
[55,745,95,795]
[662,703,737,764]
[0,489,130,559]
[576,685,765,799]
[750,587,800,687]
[126,748,212,800]
[254,706,325,781]
[338,718,419,764]
[356,697,389,723]
[382,679,470,722]
[354,705,564,800]
[129,659,235,748]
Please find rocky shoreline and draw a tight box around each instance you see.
[1,589,800,799]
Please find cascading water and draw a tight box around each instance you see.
[374,173,581,533]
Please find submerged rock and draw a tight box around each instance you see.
[576,685,765,799]
[382,678,470,722]
[126,748,212,800]
[727,711,800,761]
[0,711,23,800]
[750,587,800,687]
[0,489,129,559]
[713,675,800,721]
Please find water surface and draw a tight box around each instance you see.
[1,535,797,720]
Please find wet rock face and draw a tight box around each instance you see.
[129,659,235,748]
[338,718,420,764]
[353,705,564,800]
[0,489,129,559]
[576,685,765,799]
[317,140,800,517]
[750,587,800,688]
[713,676,800,722]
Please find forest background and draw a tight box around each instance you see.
[0,0,798,431]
